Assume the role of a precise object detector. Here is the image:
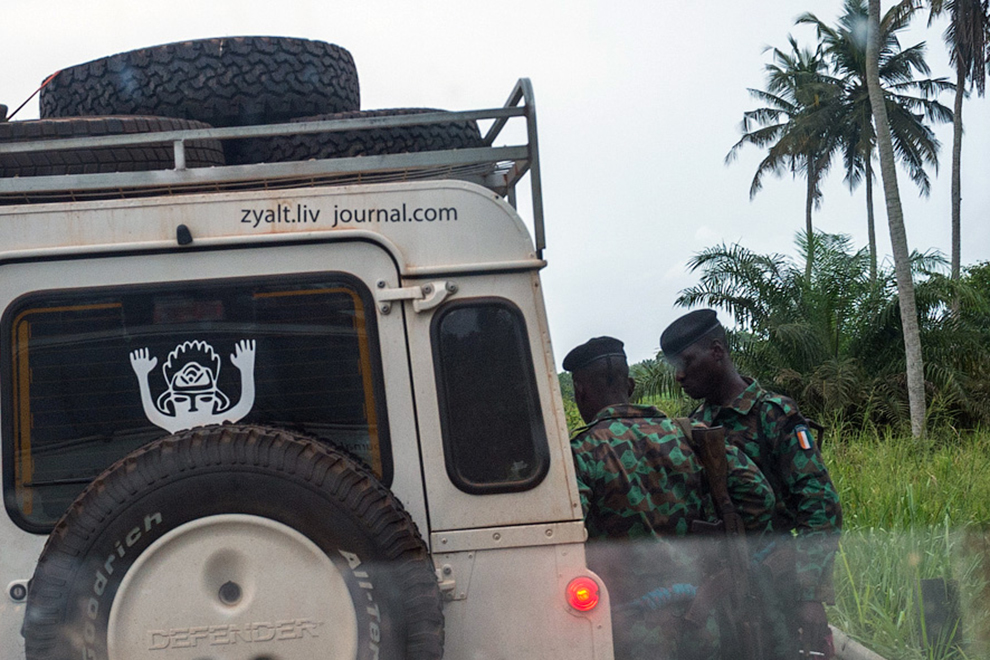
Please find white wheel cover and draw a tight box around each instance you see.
[107,514,359,660]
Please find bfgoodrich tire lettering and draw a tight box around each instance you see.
[22,425,443,660]
[39,37,360,129]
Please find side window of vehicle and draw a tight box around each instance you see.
[432,299,549,494]
[2,274,390,532]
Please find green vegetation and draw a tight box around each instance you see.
[725,0,990,437]
[558,371,583,432]
[823,430,990,659]
[637,234,990,433]
[563,238,990,658]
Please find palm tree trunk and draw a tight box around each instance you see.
[806,153,816,280]
[865,159,877,282]
[867,0,927,438]
[950,61,965,313]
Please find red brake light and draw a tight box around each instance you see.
[566,576,600,612]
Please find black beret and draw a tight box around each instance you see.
[660,309,722,357]
[563,336,626,372]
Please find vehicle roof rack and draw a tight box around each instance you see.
[0,78,545,256]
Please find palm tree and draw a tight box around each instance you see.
[927,0,990,290]
[726,36,845,278]
[798,0,954,282]
[867,0,927,437]
[666,232,990,430]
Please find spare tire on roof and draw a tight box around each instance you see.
[227,107,484,165]
[39,37,360,129]
[0,116,224,177]
[22,424,444,660]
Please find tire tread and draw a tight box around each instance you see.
[40,37,360,128]
[0,116,224,177]
[228,107,483,165]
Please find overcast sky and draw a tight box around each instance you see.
[4,1,988,367]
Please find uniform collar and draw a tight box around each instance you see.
[589,403,661,425]
[704,377,763,416]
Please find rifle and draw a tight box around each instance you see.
[675,419,764,660]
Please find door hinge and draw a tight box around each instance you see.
[375,280,457,314]
[435,565,464,601]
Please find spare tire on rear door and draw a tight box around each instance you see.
[0,116,224,177]
[22,424,444,660]
[39,37,361,129]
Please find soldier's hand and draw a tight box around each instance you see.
[795,600,832,658]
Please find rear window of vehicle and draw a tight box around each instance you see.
[432,299,549,494]
[2,274,389,532]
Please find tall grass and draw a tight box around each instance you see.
[823,430,990,659]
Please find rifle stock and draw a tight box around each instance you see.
[677,420,764,660]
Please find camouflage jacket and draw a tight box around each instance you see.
[571,403,775,539]
[692,378,843,602]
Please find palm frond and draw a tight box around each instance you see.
[675,234,990,430]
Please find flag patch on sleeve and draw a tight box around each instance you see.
[796,424,814,450]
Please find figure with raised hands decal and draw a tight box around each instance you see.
[130,339,257,433]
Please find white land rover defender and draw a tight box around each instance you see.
[0,38,613,660]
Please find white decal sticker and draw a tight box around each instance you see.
[130,340,256,433]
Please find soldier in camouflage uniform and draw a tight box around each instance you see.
[564,336,776,660]
[661,310,843,660]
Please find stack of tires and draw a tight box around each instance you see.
[1,36,482,177]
